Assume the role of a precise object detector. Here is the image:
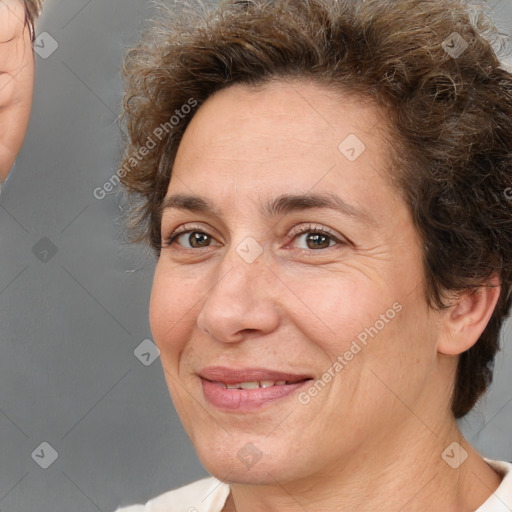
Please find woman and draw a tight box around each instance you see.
[115,0,512,510]
[0,0,43,190]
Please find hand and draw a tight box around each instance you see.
[0,0,35,183]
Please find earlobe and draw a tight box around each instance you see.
[437,276,501,356]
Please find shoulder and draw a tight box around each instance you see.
[114,476,230,512]
[476,459,512,512]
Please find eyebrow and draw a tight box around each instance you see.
[160,192,376,226]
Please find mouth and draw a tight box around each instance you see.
[208,379,309,389]
[198,366,313,411]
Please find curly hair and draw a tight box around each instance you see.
[120,0,512,418]
[24,0,43,41]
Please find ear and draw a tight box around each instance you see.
[437,276,501,356]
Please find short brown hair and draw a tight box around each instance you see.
[120,0,512,418]
[24,0,43,41]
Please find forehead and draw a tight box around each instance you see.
[177,79,383,160]
[169,79,394,213]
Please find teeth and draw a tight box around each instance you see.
[211,379,305,389]
[213,380,292,389]
[239,381,260,389]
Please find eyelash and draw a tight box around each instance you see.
[161,223,346,251]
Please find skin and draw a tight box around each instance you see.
[0,0,35,183]
[150,79,502,511]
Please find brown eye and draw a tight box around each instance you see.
[163,228,221,250]
[290,227,341,251]
[187,232,211,248]
[304,233,332,250]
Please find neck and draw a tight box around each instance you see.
[223,418,501,512]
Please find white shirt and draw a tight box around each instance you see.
[114,459,512,512]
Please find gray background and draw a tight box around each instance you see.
[0,1,511,511]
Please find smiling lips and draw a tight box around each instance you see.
[213,380,293,389]
[199,366,312,411]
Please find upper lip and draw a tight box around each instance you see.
[199,366,312,384]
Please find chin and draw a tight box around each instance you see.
[192,432,306,485]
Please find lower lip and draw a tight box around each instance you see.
[201,378,309,411]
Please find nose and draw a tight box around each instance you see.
[196,251,280,343]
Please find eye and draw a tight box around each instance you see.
[289,224,345,251]
[162,223,346,252]
[162,225,221,250]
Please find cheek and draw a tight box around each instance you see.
[0,73,15,107]
[280,267,397,355]
[149,264,197,357]
[281,262,433,392]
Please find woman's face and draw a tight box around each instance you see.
[0,0,35,182]
[150,80,446,484]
